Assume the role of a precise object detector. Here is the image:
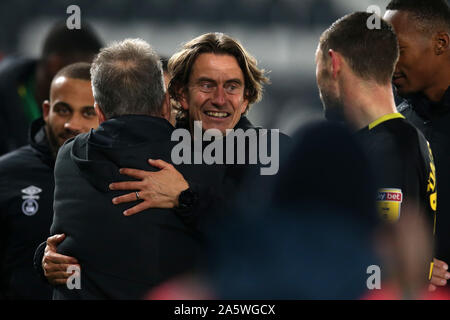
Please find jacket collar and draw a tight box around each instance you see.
[28,117,55,167]
[407,86,450,119]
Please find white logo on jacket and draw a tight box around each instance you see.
[21,185,42,216]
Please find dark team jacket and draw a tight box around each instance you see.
[355,113,437,235]
[0,118,53,299]
[0,57,38,156]
[49,115,223,300]
[397,88,450,263]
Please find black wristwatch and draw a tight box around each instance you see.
[175,188,199,213]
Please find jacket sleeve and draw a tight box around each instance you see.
[33,241,48,284]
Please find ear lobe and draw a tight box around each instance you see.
[42,100,50,122]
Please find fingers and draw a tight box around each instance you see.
[119,168,149,180]
[45,251,79,265]
[44,261,80,273]
[50,278,71,286]
[148,159,172,170]
[434,258,449,270]
[123,202,154,216]
[112,192,141,205]
[109,180,143,191]
[430,258,450,287]
[428,284,437,292]
[46,234,66,248]
[45,269,80,286]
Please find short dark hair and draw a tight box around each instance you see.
[319,12,399,85]
[53,62,91,82]
[90,38,165,119]
[168,32,270,111]
[42,21,103,60]
[386,0,450,34]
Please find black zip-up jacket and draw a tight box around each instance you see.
[0,118,53,299]
[397,88,450,263]
[49,115,222,300]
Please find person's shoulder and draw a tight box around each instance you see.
[376,118,426,159]
[55,136,81,164]
[0,145,36,172]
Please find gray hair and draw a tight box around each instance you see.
[90,38,165,119]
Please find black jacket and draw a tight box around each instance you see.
[49,115,222,300]
[179,116,293,229]
[397,89,450,262]
[0,57,38,156]
[0,118,53,299]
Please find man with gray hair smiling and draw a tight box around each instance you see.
[48,38,219,299]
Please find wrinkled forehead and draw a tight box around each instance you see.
[191,53,244,77]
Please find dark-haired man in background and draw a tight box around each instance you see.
[315,11,442,295]
[384,0,450,290]
[0,21,103,156]
[0,62,98,299]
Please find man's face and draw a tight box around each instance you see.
[43,76,98,153]
[315,47,344,122]
[384,10,439,97]
[180,53,249,134]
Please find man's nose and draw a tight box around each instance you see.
[64,115,83,133]
[211,86,226,106]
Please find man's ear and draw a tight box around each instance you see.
[42,100,50,123]
[94,103,106,123]
[433,32,450,55]
[328,49,342,79]
[240,95,249,115]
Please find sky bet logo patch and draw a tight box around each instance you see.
[376,188,403,222]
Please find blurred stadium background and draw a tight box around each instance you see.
[0,0,389,135]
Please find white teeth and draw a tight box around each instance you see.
[205,111,229,118]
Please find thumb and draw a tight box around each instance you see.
[148,159,171,170]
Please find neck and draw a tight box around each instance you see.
[422,67,450,102]
[342,80,397,131]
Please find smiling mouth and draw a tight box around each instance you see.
[392,73,406,83]
[204,111,230,119]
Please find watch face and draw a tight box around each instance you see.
[179,189,198,209]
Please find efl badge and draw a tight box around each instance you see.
[21,185,42,216]
[376,188,403,222]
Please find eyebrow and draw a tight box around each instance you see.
[53,101,72,109]
[53,101,95,110]
[196,77,243,85]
